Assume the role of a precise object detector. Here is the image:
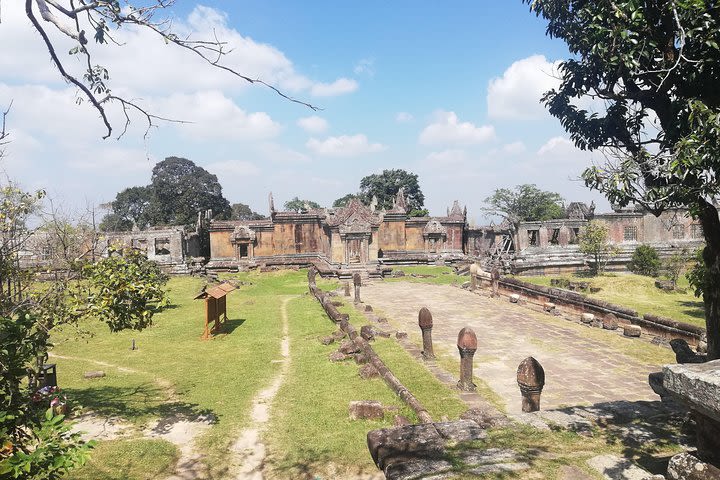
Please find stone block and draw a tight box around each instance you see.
[433,420,486,442]
[360,325,376,341]
[544,302,556,312]
[663,361,720,423]
[320,336,335,345]
[349,400,385,420]
[328,351,347,362]
[365,304,373,312]
[624,324,642,337]
[367,423,444,469]
[509,294,520,303]
[603,314,619,330]
[83,371,106,379]
[667,452,720,480]
[581,313,594,324]
[339,340,361,355]
[359,364,379,379]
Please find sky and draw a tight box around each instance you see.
[0,1,610,224]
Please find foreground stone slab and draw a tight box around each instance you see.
[667,452,720,480]
[349,400,385,420]
[587,454,656,480]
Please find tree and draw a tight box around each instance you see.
[578,221,616,276]
[628,245,661,277]
[150,157,231,225]
[665,249,691,286]
[103,157,231,229]
[483,184,565,228]
[98,212,132,232]
[283,197,321,212]
[19,0,316,139]
[0,197,169,477]
[525,0,720,359]
[333,194,358,208]
[230,203,265,221]
[358,169,425,213]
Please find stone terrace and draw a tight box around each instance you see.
[361,282,668,414]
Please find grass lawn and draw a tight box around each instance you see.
[68,439,179,480]
[385,265,464,285]
[516,272,705,328]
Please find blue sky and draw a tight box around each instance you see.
[0,1,609,223]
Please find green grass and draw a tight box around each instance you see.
[51,270,323,478]
[385,265,464,285]
[67,439,179,480]
[516,272,705,328]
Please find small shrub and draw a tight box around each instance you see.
[664,249,691,285]
[628,245,661,277]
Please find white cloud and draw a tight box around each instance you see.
[311,78,359,97]
[537,136,576,156]
[256,143,311,163]
[206,160,262,177]
[487,55,562,120]
[306,134,386,157]
[354,58,375,76]
[502,141,527,155]
[395,112,414,123]
[425,149,468,166]
[297,115,329,134]
[150,91,281,141]
[419,111,495,146]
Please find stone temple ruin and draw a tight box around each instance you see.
[19,191,705,276]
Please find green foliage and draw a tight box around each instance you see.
[664,249,691,285]
[0,312,93,479]
[358,169,425,212]
[687,247,712,298]
[229,203,265,221]
[283,197,321,212]
[82,247,169,332]
[105,157,231,229]
[483,184,564,226]
[332,193,358,208]
[578,221,617,275]
[98,213,133,232]
[628,245,661,277]
[408,208,429,217]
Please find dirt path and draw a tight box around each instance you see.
[50,353,214,479]
[230,295,293,480]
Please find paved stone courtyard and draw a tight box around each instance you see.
[361,282,667,414]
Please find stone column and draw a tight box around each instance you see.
[517,356,545,412]
[469,264,478,291]
[418,307,435,360]
[343,281,351,297]
[353,273,362,304]
[491,266,500,298]
[457,327,477,391]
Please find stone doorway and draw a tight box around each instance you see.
[347,238,362,264]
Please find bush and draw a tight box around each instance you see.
[628,245,661,277]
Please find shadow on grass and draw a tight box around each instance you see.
[222,318,246,334]
[555,399,692,475]
[679,300,704,320]
[66,383,214,425]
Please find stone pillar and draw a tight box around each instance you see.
[457,327,477,391]
[343,281,351,297]
[353,273,362,304]
[469,264,478,291]
[491,266,500,297]
[418,307,435,360]
[517,356,545,412]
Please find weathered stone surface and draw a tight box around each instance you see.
[460,408,508,428]
[433,420,486,442]
[663,360,720,422]
[544,302,556,312]
[384,458,453,480]
[649,372,670,399]
[83,370,106,379]
[517,356,545,412]
[365,304,373,312]
[509,293,520,303]
[367,423,444,469]
[338,339,361,355]
[670,339,707,364]
[656,279,677,291]
[581,313,595,324]
[320,336,335,345]
[560,465,593,480]
[587,454,655,480]
[603,313,619,330]
[359,363,380,379]
[354,352,370,365]
[396,331,408,339]
[360,325,376,341]
[624,324,642,337]
[418,307,433,328]
[667,452,720,480]
[331,329,346,340]
[328,351,348,362]
[349,400,385,420]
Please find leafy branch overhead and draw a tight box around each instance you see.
[24,0,318,140]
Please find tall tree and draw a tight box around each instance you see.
[108,186,155,230]
[525,0,720,359]
[283,197,321,212]
[333,194,358,208]
[230,203,265,221]
[358,169,425,213]
[579,220,617,276]
[483,184,565,228]
[150,157,231,225]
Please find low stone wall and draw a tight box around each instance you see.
[487,276,704,346]
[307,268,433,424]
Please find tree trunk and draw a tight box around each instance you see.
[698,199,720,360]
